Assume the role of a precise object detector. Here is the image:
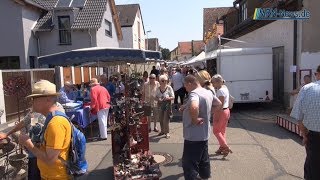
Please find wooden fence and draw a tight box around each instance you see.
[0,69,55,124]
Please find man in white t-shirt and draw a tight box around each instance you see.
[171,68,185,109]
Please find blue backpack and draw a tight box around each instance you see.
[41,111,88,176]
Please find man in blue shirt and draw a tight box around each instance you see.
[291,64,320,180]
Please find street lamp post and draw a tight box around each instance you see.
[146,30,151,50]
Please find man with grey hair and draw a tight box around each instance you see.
[58,81,76,104]
[181,75,222,180]
[291,64,320,179]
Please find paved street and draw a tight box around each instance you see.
[84,104,305,180]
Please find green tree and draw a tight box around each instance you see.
[161,47,171,60]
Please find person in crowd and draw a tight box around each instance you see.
[172,68,186,110]
[290,65,320,180]
[90,78,111,140]
[181,75,221,180]
[58,81,76,104]
[211,74,232,157]
[150,66,160,78]
[142,71,149,83]
[290,75,312,96]
[0,102,65,180]
[106,76,116,99]
[289,75,312,112]
[17,80,71,179]
[142,74,160,132]
[195,70,216,95]
[156,75,174,138]
[114,76,125,97]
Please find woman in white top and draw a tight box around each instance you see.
[211,74,232,157]
[156,75,175,139]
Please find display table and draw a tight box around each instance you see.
[66,107,97,129]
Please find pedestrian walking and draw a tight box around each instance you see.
[172,68,186,109]
[142,74,160,132]
[291,65,320,180]
[211,74,233,157]
[156,75,174,139]
[90,78,111,140]
[181,75,221,180]
[195,70,216,96]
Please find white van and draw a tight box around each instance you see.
[205,48,273,103]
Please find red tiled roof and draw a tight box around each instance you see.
[178,42,192,54]
[178,41,205,55]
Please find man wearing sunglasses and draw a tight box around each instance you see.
[291,65,320,180]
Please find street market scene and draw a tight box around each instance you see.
[0,0,319,180]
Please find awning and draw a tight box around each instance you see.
[145,50,162,61]
[38,47,147,67]
[181,51,205,65]
[200,47,273,63]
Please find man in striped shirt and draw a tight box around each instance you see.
[291,64,320,180]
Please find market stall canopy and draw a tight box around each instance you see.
[38,47,147,67]
[181,51,205,65]
[145,50,162,61]
[202,48,273,63]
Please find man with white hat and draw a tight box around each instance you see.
[90,78,111,140]
[18,80,72,179]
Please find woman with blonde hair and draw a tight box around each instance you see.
[156,75,175,138]
[194,70,216,96]
[211,74,232,157]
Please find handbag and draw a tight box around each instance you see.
[228,95,235,109]
[143,104,152,116]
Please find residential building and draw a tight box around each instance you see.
[0,0,123,69]
[145,38,160,51]
[0,0,45,69]
[170,41,205,61]
[205,0,312,107]
[116,4,146,50]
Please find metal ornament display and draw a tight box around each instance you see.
[109,74,161,180]
[3,76,30,121]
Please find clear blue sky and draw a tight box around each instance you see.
[115,0,235,51]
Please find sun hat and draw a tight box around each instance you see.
[26,80,60,98]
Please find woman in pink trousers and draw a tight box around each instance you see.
[211,74,232,157]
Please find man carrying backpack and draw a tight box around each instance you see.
[18,80,72,179]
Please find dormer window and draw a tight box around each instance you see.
[240,0,248,22]
[58,16,71,45]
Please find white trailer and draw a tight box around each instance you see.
[205,48,273,103]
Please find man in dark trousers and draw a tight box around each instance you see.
[291,64,320,180]
[181,75,221,180]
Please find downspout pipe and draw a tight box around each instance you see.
[32,30,40,68]
[293,20,297,89]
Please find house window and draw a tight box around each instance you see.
[223,20,227,34]
[105,19,112,37]
[240,1,248,22]
[0,56,20,69]
[58,16,71,45]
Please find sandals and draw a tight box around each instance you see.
[221,146,233,158]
